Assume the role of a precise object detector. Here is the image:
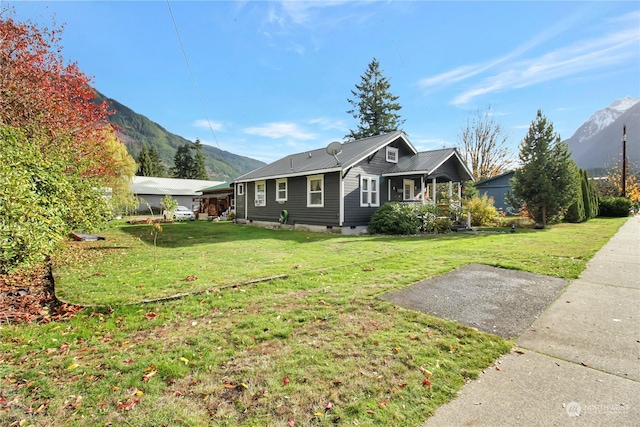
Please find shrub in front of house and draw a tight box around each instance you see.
[598,197,632,217]
[464,194,499,226]
[368,202,422,235]
[368,202,446,235]
[433,217,453,234]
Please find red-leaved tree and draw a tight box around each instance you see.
[1,9,136,272]
[0,10,118,178]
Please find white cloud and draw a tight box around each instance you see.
[193,119,224,131]
[307,117,348,132]
[452,23,639,105]
[418,10,639,106]
[244,122,317,140]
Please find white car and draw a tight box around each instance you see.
[163,206,196,221]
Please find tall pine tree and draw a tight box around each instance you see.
[136,144,152,176]
[148,145,165,177]
[510,110,580,228]
[172,143,194,179]
[346,58,404,140]
[192,139,208,180]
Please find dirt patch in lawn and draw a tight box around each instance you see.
[0,265,83,324]
[379,264,569,339]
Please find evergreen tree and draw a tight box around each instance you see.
[148,145,166,177]
[192,138,209,180]
[566,185,586,223]
[346,58,404,140]
[510,110,580,228]
[172,143,194,179]
[583,169,599,218]
[136,144,152,176]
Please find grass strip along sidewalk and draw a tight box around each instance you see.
[0,218,625,426]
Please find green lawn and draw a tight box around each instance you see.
[0,217,626,426]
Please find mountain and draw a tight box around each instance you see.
[566,96,640,172]
[96,93,265,181]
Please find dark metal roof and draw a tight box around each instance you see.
[475,170,516,186]
[382,148,474,181]
[235,131,415,182]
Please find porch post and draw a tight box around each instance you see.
[448,181,453,198]
[432,178,437,205]
[388,178,391,202]
[458,182,462,199]
[421,177,426,205]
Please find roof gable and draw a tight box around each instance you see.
[382,148,474,181]
[235,131,416,182]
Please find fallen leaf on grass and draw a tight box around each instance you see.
[288,417,295,427]
[179,357,189,365]
[144,312,157,320]
[419,366,432,379]
[282,375,290,386]
[117,397,140,411]
[142,369,157,382]
[325,401,333,410]
[185,275,197,282]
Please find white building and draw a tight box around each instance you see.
[131,176,225,212]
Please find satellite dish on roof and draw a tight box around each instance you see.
[326,141,342,165]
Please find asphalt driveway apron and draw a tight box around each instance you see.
[379,263,569,339]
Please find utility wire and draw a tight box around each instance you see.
[166,0,220,149]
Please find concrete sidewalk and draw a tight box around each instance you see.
[423,216,640,426]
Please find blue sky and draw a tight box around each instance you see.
[7,1,640,164]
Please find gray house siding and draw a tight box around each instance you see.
[476,171,515,212]
[343,148,391,226]
[244,172,341,227]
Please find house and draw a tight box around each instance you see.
[131,176,225,213]
[233,131,474,234]
[194,182,235,219]
[475,170,517,213]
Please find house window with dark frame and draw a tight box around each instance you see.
[360,175,379,207]
[255,181,266,206]
[307,175,324,207]
[276,178,288,202]
[386,147,399,163]
[403,179,414,200]
[237,183,244,196]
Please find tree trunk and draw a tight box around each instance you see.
[542,205,547,228]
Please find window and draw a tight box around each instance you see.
[307,175,324,207]
[237,183,244,196]
[276,178,288,202]
[386,146,399,163]
[255,181,265,206]
[403,179,414,200]
[360,175,379,207]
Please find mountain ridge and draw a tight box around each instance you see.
[98,93,265,181]
[566,96,640,171]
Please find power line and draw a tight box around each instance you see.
[166,0,220,149]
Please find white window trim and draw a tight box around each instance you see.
[255,180,266,206]
[360,175,380,207]
[237,183,244,196]
[275,178,288,202]
[307,174,324,207]
[403,179,415,201]
[386,146,399,163]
